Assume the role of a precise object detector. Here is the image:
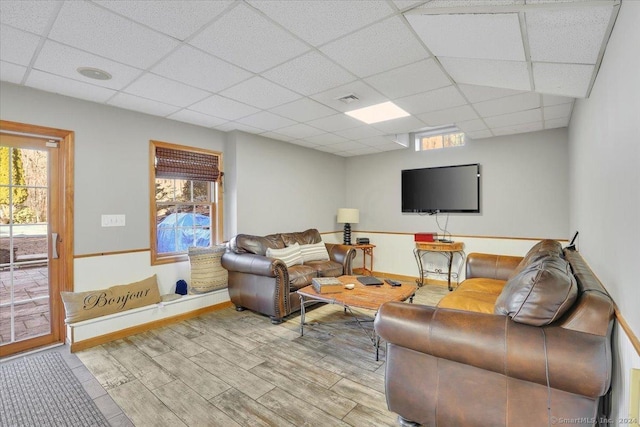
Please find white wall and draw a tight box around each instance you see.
[230,131,346,236]
[567,1,640,423]
[345,128,569,240]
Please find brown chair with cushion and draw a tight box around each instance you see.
[375,240,614,426]
[221,228,356,324]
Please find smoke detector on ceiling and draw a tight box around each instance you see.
[336,93,359,104]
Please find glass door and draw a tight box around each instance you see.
[0,132,64,356]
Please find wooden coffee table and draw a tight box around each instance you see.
[297,275,416,360]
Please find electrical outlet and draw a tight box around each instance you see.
[631,368,640,427]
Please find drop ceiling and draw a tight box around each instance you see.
[0,0,620,157]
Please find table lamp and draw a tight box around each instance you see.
[337,208,359,245]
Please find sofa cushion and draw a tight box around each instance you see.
[288,264,317,290]
[299,241,330,263]
[188,245,228,294]
[495,255,578,326]
[266,243,303,267]
[438,290,499,314]
[508,239,564,279]
[455,277,506,295]
[230,233,284,256]
[306,259,343,277]
[281,228,322,246]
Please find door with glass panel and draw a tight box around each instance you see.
[0,131,66,357]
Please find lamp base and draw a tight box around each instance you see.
[343,223,352,245]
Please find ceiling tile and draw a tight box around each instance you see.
[0,61,26,84]
[414,0,524,8]
[34,40,143,90]
[533,62,594,98]
[328,140,370,151]
[418,105,479,126]
[406,13,525,61]
[393,1,426,11]
[306,114,362,133]
[370,115,426,134]
[304,133,349,145]
[359,135,398,147]
[220,77,301,110]
[0,0,61,34]
[262,51,356,96]
[542,94,574,106]
[287,139,320,148]
[94,0,233,41]
[189,95,260,121]
[0,25,41,66]
[491,121,544,136]
[26,70,116,103]
[545,117,570,129]
[394,86,467,115]
[124,73,210,107]
[466,129,493,139]
[107,93,181,116]
[270,98,337,122]
[457,119,488,133]
[235,111,297,131]
[273,123,325,139]
[225,122,266,134]
[313,144,344,154]
[189,3,309,73]
[484,108,542,128]
[48,1,179,69]
[473,92,540,117]
[334,126,384,140]
[152,45,252,93]
[342,146,381,156]
[365,59,451,100]
[167,110,228,128]
[248,0,394,46]
[310,81,388,112]
[458,84,525,103]
[543,103,573,120]
[526,6,614,64]
[260,131,297,142]
[439,57,531,91]
[321,16,428,78]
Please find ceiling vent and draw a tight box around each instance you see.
[336,93,359,104]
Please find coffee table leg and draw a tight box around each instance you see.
[375,333,380,361]
[300,294,305,337]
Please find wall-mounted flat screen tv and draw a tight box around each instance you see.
[401,163,480,213]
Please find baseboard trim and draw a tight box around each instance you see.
[69,301,232,353]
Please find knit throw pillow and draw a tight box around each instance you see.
[188,245,228,294]
[266,243,303,267]
[299,241,330,263]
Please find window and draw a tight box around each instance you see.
[414,126,466,151]
[150,140,223,265]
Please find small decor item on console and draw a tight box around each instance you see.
[414,232,436,242]
[356,237,370,244]
[312,277,343,294]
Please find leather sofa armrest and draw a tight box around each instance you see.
[466,253,523,280]
[221,251,284,277]
[375,302,611,398]
[325,243,356,275]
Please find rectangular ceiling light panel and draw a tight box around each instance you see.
[345,101,410,124]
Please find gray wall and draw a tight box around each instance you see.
[230,131,346,235]
[568,2,639,421]
[0,82,226,254]
[344,128,569,239]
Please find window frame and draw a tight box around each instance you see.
[149,140,223,265]
[414,126,466,152]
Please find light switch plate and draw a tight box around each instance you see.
[101,214,126,227]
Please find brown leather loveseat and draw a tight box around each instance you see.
[221,228,355,324]
[375,240,614,426]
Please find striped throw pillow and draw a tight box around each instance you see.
[266,243,303,267]
[300,241,330,263]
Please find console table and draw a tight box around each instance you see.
[413,241,465,290]
[352,244,375,275]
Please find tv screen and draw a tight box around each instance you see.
[401,163,480,213]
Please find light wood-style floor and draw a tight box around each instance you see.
[71,283,449,427]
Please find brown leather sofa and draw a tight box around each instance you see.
[375,240,614,427]
[221,228,355,324]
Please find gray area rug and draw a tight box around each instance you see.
[0,351,109,427]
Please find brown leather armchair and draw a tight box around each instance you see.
[221,228,355,324]
[375,245,614,426]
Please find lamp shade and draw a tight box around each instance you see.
[337,208,359,224]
